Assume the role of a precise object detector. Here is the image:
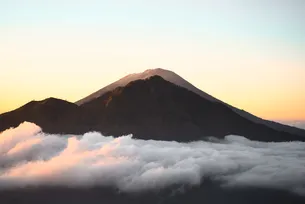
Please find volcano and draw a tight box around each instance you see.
[1,69,304,142]
[77,68,305,138]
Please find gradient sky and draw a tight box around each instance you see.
[1,0,305,120]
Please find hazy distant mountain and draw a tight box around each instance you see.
[278,120,305,130]
[1,75,304,142]
[77,68,305,138]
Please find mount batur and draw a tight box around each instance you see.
[1,68,304,142]
[1,68,305,204]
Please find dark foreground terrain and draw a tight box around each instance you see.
[1,181,304,204]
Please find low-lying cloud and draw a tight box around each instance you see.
[0,122,305,195]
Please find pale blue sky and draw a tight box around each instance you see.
[2,0,304,44]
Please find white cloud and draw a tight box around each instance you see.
[0,122,305,195]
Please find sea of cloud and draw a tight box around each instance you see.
[0,122,305,195]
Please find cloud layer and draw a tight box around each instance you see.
[0,122,305,195]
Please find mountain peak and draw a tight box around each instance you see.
[76,68,217,106]
[0,97,81,134]
[1,71,305,141]
[75,68,305,138]
[143,68,171,73]
[79,75,304,142]
[23,97,76,108]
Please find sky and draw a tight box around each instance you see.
[0,0,305,120]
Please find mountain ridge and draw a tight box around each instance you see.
[76,68,305,137]
[1,75,304,142]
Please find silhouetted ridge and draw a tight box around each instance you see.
[0,75,304,142]
[76,68,305,138]
[80,76,304,142]
[0,98,87,134]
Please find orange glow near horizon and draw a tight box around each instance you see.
[1,63,304,121]
[0,44,304,121]
[1,2,305,121]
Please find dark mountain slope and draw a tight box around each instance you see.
[0,97,92,134]
[0,76,303,142]
[81,76,303,142]
[76,68,305,138]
